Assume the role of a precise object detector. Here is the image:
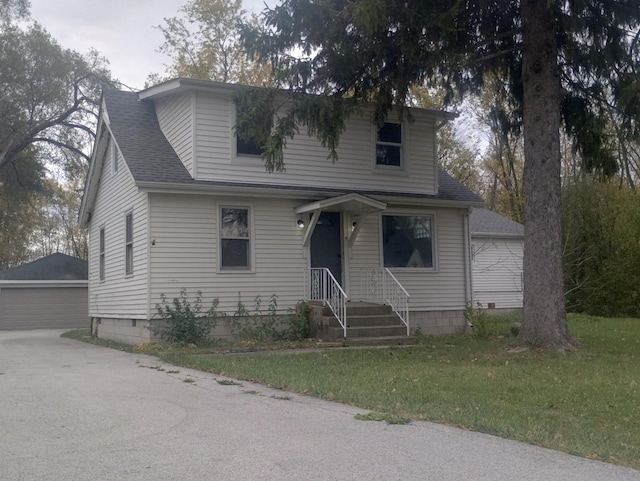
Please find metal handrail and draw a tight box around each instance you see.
[304,268,348,338]
[360,267,410,335]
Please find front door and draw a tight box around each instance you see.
[310,212,342,285]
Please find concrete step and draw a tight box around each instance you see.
[321,314,404,328]
[328,325,408,340]
[342,336,418,347]
[320,302,393,318]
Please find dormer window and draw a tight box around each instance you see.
[237,131,263,157]
[235,102,271,158]
[376,122,403,168]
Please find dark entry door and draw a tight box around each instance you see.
[310,212,342,285]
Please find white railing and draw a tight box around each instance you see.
[304,268,348,337]
[360,268,410,335]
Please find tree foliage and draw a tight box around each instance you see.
[0,22,112,178]
[239,0,640,347]
[152,0,271,86]
[563,178,640,317]
[0,149,45,268]
[0,5,111,267]
[29,177,88,260]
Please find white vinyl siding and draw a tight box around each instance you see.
[390,209,466,310]
[146,192,468,316]
[149,194,308,314]
[347,212,382,300]
[472,236,524,309]
[349,208,467,310]
[87,147,148,319]
[188,92,438,195]
[155,92,194,175]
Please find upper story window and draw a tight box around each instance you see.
[382,214,434,268]
[99,227,105,281]
[220,206,252,270]
[235,102,272,158]
[237,133,263,157]
[376,122,403,168]
[110,138,118,174]
[125,212,133,276]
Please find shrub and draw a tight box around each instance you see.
[465,302,492,340]
[229,294,281,342]
[286,301,311,339]
[153,289,224,345]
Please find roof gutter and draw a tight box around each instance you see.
[0,280,88,288]
[135,181,485,208]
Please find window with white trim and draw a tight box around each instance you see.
[220,207,251,269]
[376,122,403,168]
[235,103,271,158]
[382,215,434,268]
[99,227,105,281]
[110,138,118,174]
[125,212,133,276]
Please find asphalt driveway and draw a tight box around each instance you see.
[1,329,639,481]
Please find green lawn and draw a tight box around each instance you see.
[65,314,640,468]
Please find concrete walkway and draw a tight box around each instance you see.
[1,329,638,481]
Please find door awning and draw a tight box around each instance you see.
[294,193,387,215]
[295,193,387,247]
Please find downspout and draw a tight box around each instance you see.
[463,207,474,328]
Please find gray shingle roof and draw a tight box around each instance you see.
[104,90,193,184]
[470,208,524,237]
[104,88,484,204]
[0,253,88,281]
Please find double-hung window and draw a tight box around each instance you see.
[99,228,105,281]
[376,122,403,168]
[220,207,251,270]
[125,212,133,276]
[382,215,434,268]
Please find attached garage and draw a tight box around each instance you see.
[0,254,88,330]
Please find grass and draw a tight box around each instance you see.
[63,314,640,469]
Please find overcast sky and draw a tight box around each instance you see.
[29,0,270,90]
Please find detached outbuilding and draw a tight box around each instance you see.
[0,253,88,330]
[470,209,524,312]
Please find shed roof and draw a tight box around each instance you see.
[98,87,483,205]
[470,209,524,237]
[0,253,88,281]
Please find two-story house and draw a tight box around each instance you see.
[79,78,484,345]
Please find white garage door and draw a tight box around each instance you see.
[0,287,88,330]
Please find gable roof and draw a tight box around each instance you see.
[470,209,524,237]
[80,85,483,224]
[0,253,88,281]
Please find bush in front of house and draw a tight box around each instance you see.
[154,288,225,345]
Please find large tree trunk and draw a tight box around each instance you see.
[518,0,577,348]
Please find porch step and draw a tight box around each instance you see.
[328,325,408,339]
[342,336,418,347]
[308,300,410,344]
[321,302,394,317]
[322,314,403,328]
